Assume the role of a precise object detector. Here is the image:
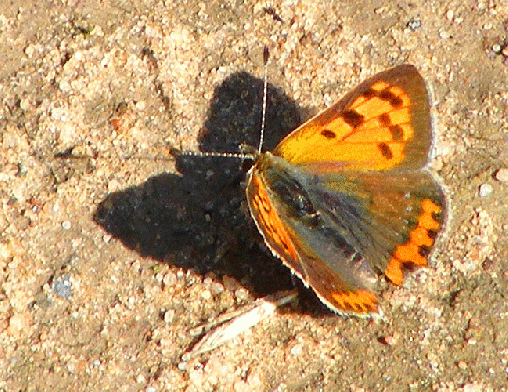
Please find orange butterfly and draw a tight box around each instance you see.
[245,65,447,315]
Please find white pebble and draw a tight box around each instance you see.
[479,184,493,197]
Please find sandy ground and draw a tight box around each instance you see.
[1,0,507,391]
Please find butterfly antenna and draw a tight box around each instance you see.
[171,148,247,159]
[257,46,270,153]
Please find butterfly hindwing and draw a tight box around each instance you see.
[309,169,446,287]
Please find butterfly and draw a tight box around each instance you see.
[244,65,447,315]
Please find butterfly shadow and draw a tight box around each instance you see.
[93,71,331,316]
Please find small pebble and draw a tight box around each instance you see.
[380,332,399,346]
[494,168,508,182]
[163,272,177,286]
[463,383,482,392]
[290,344,303,356]
[479,184,493,197]
[52,275,73,299]
[164,309,175,324]
[200,289,212,301]
[135,100,145,110]
[211,282,224,295]
[234,288,249,301]
[62,220,71,230]
[439,30,450,39]
[457,361,468,370]
[7,313,32,337]
[406,18,421,31]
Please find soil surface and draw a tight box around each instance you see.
[1,0,507,391]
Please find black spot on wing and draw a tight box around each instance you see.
[379,89,403,108]
[377,142,393,159]
[389,125,404,141]
[379,113,391,126]
[427,229,438,240]
[321,129,336,139]
[362,88,376,99]
[418,245,431,257]
[342,110,364,128]
[432,209,442,222]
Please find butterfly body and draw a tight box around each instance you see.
[245,65,447,315]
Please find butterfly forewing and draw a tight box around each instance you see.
[273,65,432,171]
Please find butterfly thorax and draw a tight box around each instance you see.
[250,152,320,222]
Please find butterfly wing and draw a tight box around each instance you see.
[246,155,380,314]
[273,65,432,171]
[308,169,446,287]
[246,153,446,314]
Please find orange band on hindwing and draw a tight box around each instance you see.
[385,198,443,286]
[330,289,378,313]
